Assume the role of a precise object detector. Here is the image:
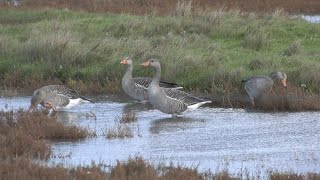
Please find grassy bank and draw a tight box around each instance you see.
[2,0,320,15]
[0,8,320,109]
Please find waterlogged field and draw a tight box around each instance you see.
[1,97,319,178]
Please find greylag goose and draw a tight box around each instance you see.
[141,58,211,117]
[29,85,91,113]
[242,71,287,107]
[121,57,182,102]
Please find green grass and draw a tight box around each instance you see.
[0,8,319,95]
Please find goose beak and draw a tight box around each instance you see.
[28,104,35,112]
[141,60,150,67]
[281,79,287,88]
[121,59,126,64]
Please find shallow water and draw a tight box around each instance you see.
[1,96,319,177]
[301,15,320,23]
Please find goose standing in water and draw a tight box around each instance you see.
[121,57,181,102]
[141,58,211,117]
[29,85,91,114]
[242,71,287,107]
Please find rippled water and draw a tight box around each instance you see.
[1,96,319,177]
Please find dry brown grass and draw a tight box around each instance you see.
[1,0,320,15]
[0,109,95,160]
[109,156,203,180]
[105,123,134,139]
[209,82,320,111]
[269,172,320,180]
[120,112,137,123]
[0,69,122,96]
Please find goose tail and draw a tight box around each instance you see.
[80,96,93,103]
[186,100,211,111]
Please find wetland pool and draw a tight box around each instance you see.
[1,96,319,177]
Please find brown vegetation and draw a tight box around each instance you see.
[209,81,320,111]
[105,123,134,139]
[269,172,320,180]
[0,110,95,160]
[120,112,137,123]
[0,71,122,96]
[2,0,320,15]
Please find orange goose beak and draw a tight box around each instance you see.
[141,60,150,67]
[121,59,127,64]
[281,79,287,88]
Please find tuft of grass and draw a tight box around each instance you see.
[0,109,96,160]
[281,40,301,56]
[106,123,134,139]
[172,0,193,18]
[241,26,268,51]
[120,111,137,123]
[269,172,320,180]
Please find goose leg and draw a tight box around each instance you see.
[171,113,178,118]
[250,97,255,107]
[44,101,57,116]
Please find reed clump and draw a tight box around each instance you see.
[105,122,134,139]
[120,112,137,123]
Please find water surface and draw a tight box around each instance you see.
[1,96,319,177]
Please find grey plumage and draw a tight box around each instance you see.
[141,58,211,117]
[29,85,90,111]
[121,57,181,102]
[242,71,287,106]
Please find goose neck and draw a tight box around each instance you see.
[124,64,133,78]
[152,66,161,85]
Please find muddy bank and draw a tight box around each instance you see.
[2,81,320,112]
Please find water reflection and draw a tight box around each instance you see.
[53,110,97,126]
[54,111,81,123]
[1,96,320,176]
[122,102,153,114]
[150,116,205,134]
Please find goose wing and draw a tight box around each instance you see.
[39,85,78,107]
[164,89,206,106]
[41,85,81,99]
[244,76,273,98]
[133,77,182,89]
[132,77,152,89]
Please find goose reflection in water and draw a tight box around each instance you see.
[149,117,206,134]
[54,111,96,124]
[122,102,153,114]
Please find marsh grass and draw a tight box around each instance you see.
[0,109,95,161]
[105,122,134,139]
[0,85,19,97]
[269,172,320,180]
[5,0,320,15]
[281,41,301,56]
[0,7,319,109]
[120,111,137,123]
[241,26,268,51]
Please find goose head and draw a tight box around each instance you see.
[121,57,133,66]
[269,71,287,87]
[141,58,161,70]
[29,90,43,112]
